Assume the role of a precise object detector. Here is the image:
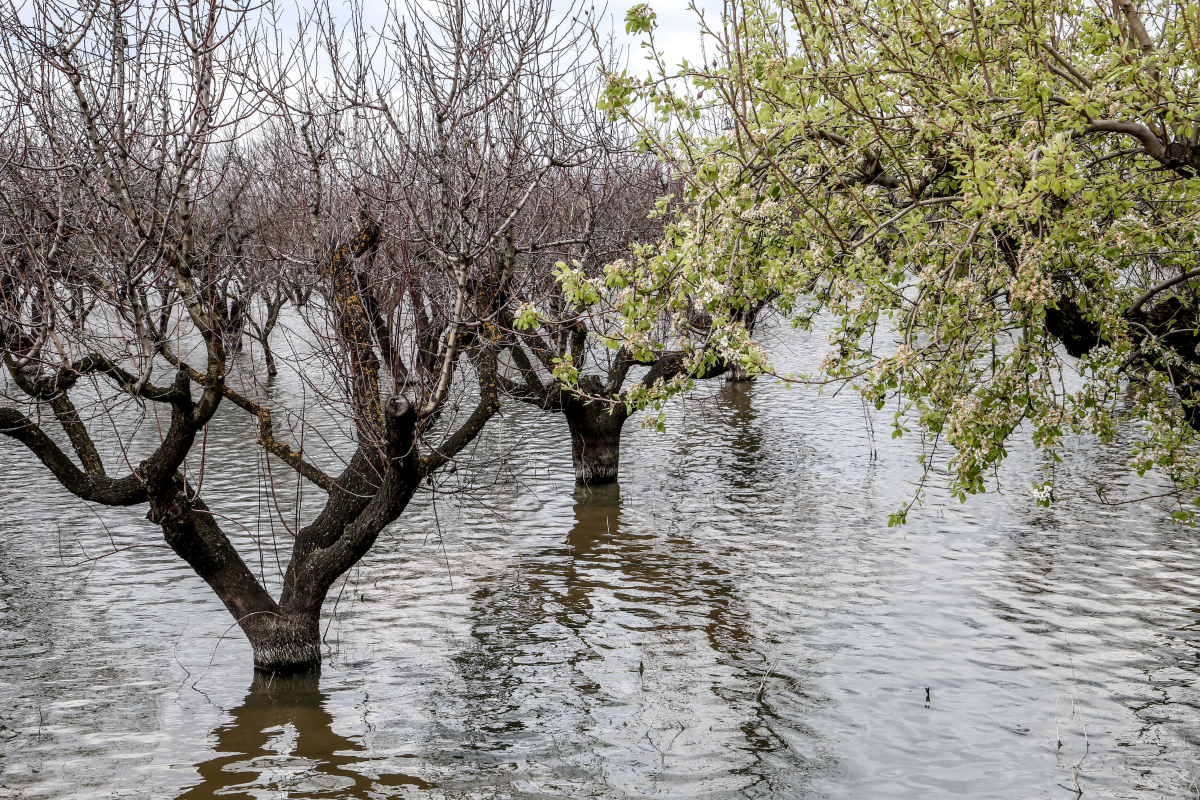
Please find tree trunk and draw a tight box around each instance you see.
[565,401,627,484]
[726,362,754,383]
[230,297,246,352]
[242,611,322,672]
[262,339,277,377]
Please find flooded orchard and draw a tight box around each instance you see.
[1,322,1199,799]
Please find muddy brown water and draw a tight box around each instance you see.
[1,321,1198,798]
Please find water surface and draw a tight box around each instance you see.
[1,322,1198,798]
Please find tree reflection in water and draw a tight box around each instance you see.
[178,669,430,798]
[438,472,789,795]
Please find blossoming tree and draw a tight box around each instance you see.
[590,0,1200,521]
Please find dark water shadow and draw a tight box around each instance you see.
[435,476,797,792]
[177,669,430,799]
[564,480,624,563]
[446,484,634,746]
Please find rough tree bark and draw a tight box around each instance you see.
[227,394,420,671]
[502,339,728,484]
[563,377,629,484]
[725,362,753,383]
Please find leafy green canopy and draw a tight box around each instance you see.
[581,0,1200,522]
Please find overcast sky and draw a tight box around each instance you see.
[347,0,719,71]
[604,0,734,74]
[605,0,716,69]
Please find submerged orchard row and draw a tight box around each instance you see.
[6,0,1200,678]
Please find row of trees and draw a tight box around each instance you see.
[8,0,1199,673]
[0,0,741,671]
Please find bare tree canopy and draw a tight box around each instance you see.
[0,0,628,671]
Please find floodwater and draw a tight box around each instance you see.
[1,321,1199,799]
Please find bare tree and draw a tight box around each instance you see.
[486,147,757,484]
[0,0,535,673]
[491,155,705,484]
[333,0,739,485]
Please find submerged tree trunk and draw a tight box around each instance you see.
[250,299,284,378]
[242,612,322,672]
[230,297,247,352]
[565,399,628,484]
[262,339,277,377]
[726,362,753,383]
